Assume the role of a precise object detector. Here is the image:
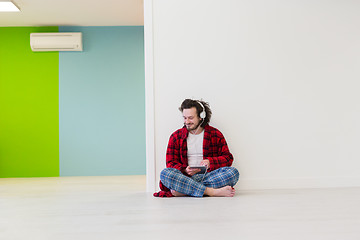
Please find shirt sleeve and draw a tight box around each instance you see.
[206,129,234,171]
[166,131,186,173]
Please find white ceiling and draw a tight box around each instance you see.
[0,0,144,26]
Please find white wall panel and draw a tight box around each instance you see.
[148,0,360,190]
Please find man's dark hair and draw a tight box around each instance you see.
[179,99,212,127]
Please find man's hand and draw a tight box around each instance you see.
[200,159,210,168]
[185,166,201,176]
[185,160,210,176]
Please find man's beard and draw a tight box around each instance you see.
[186,122,201,131]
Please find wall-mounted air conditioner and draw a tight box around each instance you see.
[30,32,83,52]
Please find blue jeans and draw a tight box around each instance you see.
[160,167,239,197]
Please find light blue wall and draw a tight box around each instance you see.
[59,26,145,176]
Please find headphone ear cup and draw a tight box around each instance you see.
[197,100,206,119]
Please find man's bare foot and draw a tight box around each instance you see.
[170,189,187,197]
[204,186,235,197]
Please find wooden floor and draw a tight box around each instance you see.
[1,176,360,240]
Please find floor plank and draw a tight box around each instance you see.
[1,176,359,240]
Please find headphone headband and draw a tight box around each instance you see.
[197,100,206,119]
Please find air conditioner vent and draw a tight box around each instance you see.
[30,32,83,52]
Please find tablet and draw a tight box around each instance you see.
[189,166,207,174]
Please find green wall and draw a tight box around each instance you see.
[0,27,59,177]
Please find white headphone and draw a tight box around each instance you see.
[197,101,206,119]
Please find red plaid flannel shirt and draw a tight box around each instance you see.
[155,125,234,197]
[166,124,234,173]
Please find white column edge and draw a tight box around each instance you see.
[144,0,156,192]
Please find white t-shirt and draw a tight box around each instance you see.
[187,131,204,166]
